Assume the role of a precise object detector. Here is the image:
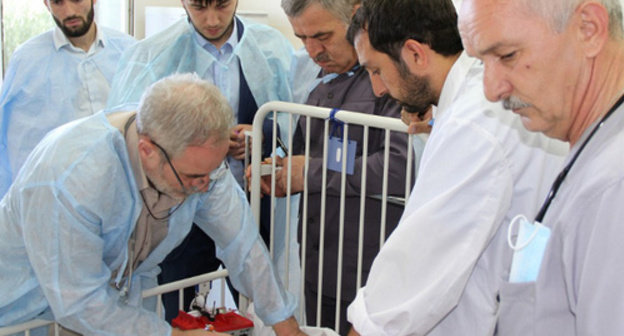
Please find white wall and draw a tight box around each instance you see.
[132,0,302,47]
[238,0,302,48]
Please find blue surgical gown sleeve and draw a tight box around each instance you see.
[192,171,297,325]
[10,137,172,334]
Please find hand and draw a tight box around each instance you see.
[229,124,253,160]
[171,327,229,336]
[245,157,285,197]
[347,327,361,336]
[272,317,308,336]
[400,106,433,134]
[275,156,305,195]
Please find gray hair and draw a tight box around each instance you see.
[136,73,234,158]
[523,0,623,37]
[281,0,360,24]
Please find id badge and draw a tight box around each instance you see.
[327,136,356,175]
[508,215,551,283]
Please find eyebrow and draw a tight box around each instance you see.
[478,41,509,56]
[295,31,331,39]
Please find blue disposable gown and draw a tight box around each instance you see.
[0,27,135,197]
[0,112,296,334]
[107,17,295,113]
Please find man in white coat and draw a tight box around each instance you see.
[344,0,568,334]
[459,0,624,334]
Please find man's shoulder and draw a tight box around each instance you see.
[10,29,55,59]
[100,26,136,48]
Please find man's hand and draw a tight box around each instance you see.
[272,316,308,336]
[171,327,229,336]
[347,327,361,336]
[229,124,253,160]
[245,156,305,197]
[275,155,305,195]
[401,106,433,134]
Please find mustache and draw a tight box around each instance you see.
[503,96,532,110]
[314,53,331,63]
[63,15,84,24]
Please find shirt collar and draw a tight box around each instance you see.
[318,64,361,84]
[52,23,105,53]
[191,17,238,54]
[437,51,479,116]
[106,111,149,191]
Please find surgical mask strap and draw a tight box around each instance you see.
[507,214,542,250]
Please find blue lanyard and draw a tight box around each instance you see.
[534,93,624,222]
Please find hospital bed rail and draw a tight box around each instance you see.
[249,101,420,333]
[0,270,230,336]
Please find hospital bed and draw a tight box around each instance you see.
[0,102,420,335]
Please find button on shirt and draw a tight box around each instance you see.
[193,23,246,185]
[53,25,109,117]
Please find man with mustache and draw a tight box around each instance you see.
[344,0,568,334]
[264,0,416,334]
[106,0,309,323]
[0,0,135,197]
[459,0,624,334]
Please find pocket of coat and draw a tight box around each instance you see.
[496,281,536,336]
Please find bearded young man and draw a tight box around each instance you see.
[0,0,135,197]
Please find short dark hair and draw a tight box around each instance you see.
[348,0,463,63]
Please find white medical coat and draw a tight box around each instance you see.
[347,53,568,335]
[496,98,624,335]
[0,26,135,197]
[0,112,295,334]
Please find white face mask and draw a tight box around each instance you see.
[507,214,552,283]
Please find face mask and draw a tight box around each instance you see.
[507,214,552,283]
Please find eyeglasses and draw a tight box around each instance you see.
[151,139,229,193]
[151,140,188,195]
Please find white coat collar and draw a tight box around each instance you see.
[52,22,105,53]
[436,51,480,118]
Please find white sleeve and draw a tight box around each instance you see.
[348,116,514,335]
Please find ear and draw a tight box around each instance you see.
[576,2,609,58]
[400,39,429,71]
[138,136,159,168]
[43,0,51,11]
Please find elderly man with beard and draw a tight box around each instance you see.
[0,0,135,197]
[344,0,568,334]
[106,0,307,320]
[0,73,304,336]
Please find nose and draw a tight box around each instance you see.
[369,75,388,97]
[483,61,513,103]
[203,9,220,26]
[304,38,324,60]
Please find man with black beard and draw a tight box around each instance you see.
[0,0,135,197]
[344,0,568,335]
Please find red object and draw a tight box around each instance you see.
[172,310,254,332]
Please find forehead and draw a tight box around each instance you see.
[186,0,234,7]
[354,31,382,64]
[289,2,344,35]
[459,0,543,56]
[175,138,229,173]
